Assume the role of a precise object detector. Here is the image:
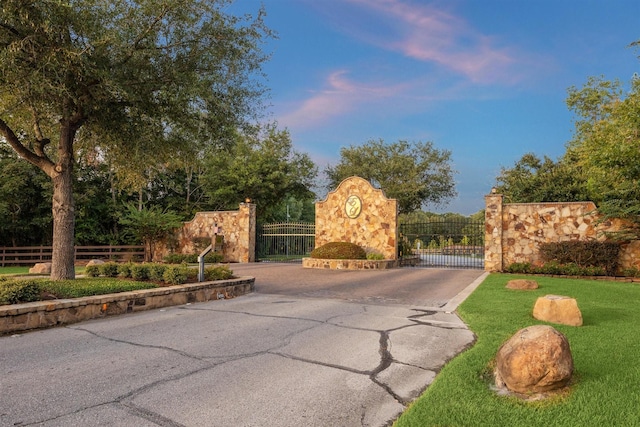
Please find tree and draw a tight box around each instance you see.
[494,152,589,203]
[565,73,640,238]
[200,124,317,220]
[325,139,457,214]
[119,204,184,262]
[0,0,272,279]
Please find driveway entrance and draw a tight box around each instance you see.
[232,263,486,308]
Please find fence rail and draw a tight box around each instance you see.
[0,245,146,267]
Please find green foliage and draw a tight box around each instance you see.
[494,153,589,203]
[539,241,620,275]
[310,242,367,260]
[148,264,168,281]
[0,279,41,304]
[129,264,150,280]
[39,278,156,299]
[119,204,184,262]
[325,139,457,214]
[163,253,223,264]
[204,265,234,281]
[504,261,606,276]
[99,262,120,278]
[84,265,101,277]
[201,124,317,220]
[366,252,385,260]
[117,263,133,278]
[162,265,189,285]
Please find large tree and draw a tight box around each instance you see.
[325,139,457,214]
[200,123,317,220]
[0,0,272,279]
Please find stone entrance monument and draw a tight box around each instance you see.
[303,176,398,269]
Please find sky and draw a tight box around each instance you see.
[229,0,639,215]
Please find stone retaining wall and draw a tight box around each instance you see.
[302,258,398,270]
[485,192,640,272]
[0,277,254,335]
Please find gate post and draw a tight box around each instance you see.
[484,189,504,272]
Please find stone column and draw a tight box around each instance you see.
[485,190,504,272]
[238,202,256,263]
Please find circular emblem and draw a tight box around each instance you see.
[345,195,362,219]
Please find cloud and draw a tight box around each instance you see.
[277,70,406,130]
[339,0,527,84]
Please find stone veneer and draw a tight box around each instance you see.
[484,193,640,272]
[156,203,256,263]
[0,277,254,335]
[302,258,398,270]
[314,176,398,260]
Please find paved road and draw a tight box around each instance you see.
[0,265,486,427]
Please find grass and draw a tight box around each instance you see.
[0,266,86,276]
[394,274,640,427]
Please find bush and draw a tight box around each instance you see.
[504,261,607,277]
[204,265,234,281]
[163,252,223,264]
[504,262,532,274]
[117,263,133,278]
[99,262,120,277]
[130,264,149,280]
[366,252,385,260]
[148,264,167,281]
[310,242,366,260]
[539,240,620,275]
[0,279,41,304]
[163,265,188,285]
[163,253,185,264]
[84,264,101,277]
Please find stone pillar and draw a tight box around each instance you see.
[485,190,504,272]
[238,202,256,263]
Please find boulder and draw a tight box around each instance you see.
[86,259,105,266]
[506,279,539,290]
[533,295,583,326]
[495,325,573,394]
[29,262,52,274]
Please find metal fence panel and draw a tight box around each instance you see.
[399,218,485,269]
[256,222,315,263]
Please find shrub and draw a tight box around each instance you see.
[130,264,150,280]
[310,242,366,260]
[504,262,532,274]
[163,265,188,285]
[204,265,234,281]
[366,252,385,260]
[148,264,167,281]
[99,262,120,277]
[117,263,133,278]
[84,264,101,277]
[0,279,41,305]
[163,253,185,264]
[163,252,223,264]
[539,240,620,275]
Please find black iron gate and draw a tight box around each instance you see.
[399,218,484,269]
[256,222,315,263]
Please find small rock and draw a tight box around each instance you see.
[506,279,539,290]
[533,295,583,326]
[86,259,105,266]
[495,325,573,394]
[29,262,52,274]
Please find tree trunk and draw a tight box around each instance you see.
[50,124,77,280]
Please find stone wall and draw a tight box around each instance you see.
[315,176,398,260]
[156,203,256,263]
[484,192,640,272]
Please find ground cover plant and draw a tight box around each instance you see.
[394,274,640,427]
[0,263,235,305]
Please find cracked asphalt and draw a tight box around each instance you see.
[0,265,486,427]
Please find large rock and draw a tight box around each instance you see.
[86,259,105,266]
[506,279,539,290]
[29,262,52,274]
[495,325,573,394]
[533,295,583,326]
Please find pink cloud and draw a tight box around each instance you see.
[343,0,525,84]
[278,70,405,130]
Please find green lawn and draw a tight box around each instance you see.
[395,274,640,427]
[0,266,86,276]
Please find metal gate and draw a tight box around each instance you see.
[256,222,315,263]
[399,218,484,269]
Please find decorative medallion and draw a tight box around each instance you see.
[345,195,362,219]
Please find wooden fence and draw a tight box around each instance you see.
[0,245,146,267]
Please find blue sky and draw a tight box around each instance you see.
[229,0,639,215]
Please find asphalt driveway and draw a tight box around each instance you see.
[1,264,487,427]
